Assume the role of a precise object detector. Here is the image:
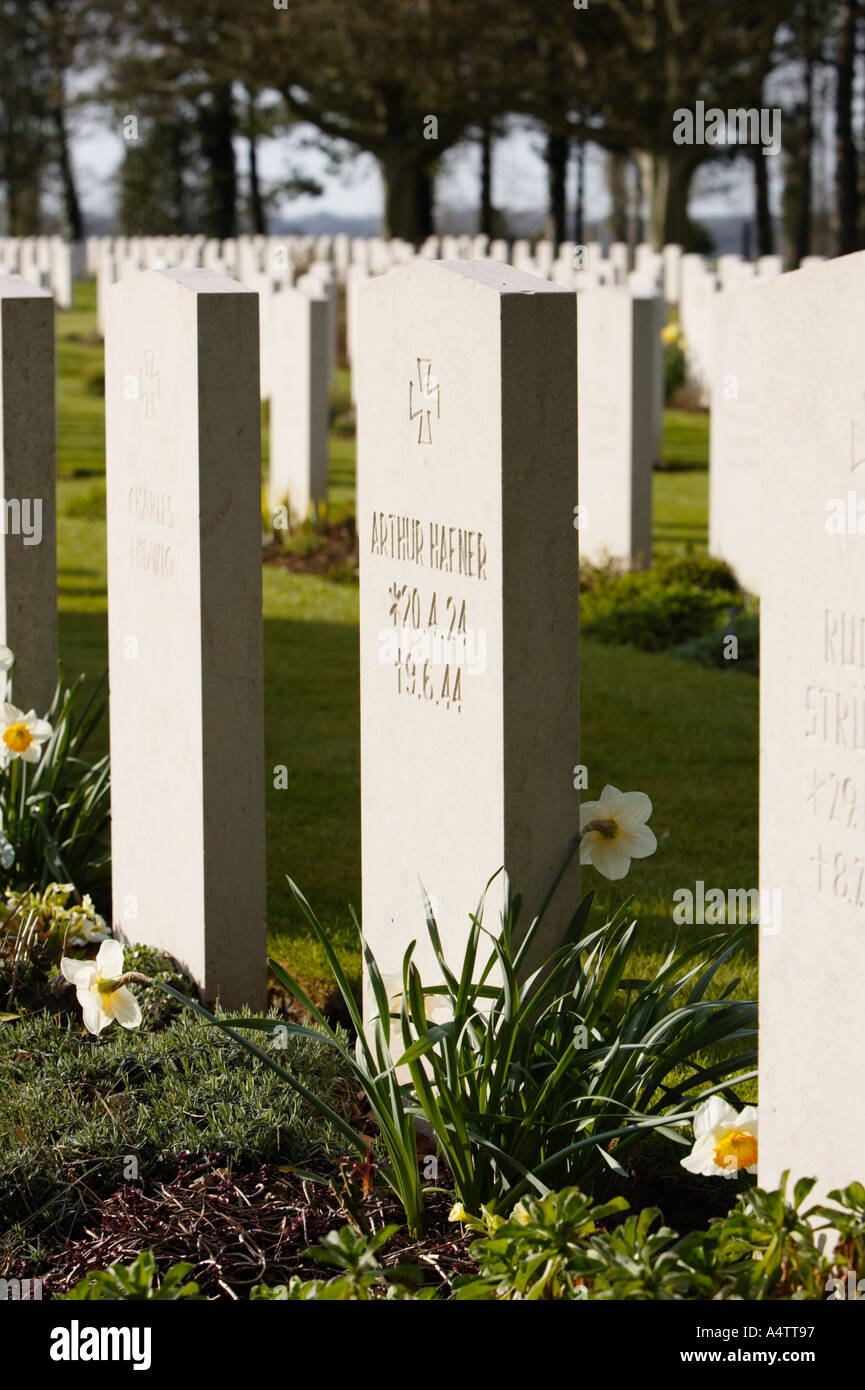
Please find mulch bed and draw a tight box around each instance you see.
[13,1151,475,1300]
[262,519,358,578]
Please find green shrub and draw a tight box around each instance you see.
[82,364,105,397]
[653,554,740,594]
[580,554,745,654]
[673,607,759,675]
[63,482,106,521]
[664,334,686,405]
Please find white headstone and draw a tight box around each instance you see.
[709,285,763,593]
[608,241,630,283]
[717,254,745,292]
[0,277,57,712]
[97,250,116,336]
[759,250,865,1199]
[357,260,579,996]
[680,255,717,400]
[757,254,784,280]
[269,286,329,522]
[663,243,682,304]
[105,269,266,1007]
[299,266,336,377]
[576,287,655,566]
[534,240,554,277]
[50,238,73,310]
[346,263,370,404]
[634,243,659,279]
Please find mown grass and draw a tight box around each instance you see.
[48,282,751,1003]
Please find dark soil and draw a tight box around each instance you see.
[262,519,358,579]
[11,1151,475,1300]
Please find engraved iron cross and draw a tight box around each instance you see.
[409,358,440,445]
[139,351,160,421]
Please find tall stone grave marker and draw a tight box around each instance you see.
[709,284,763,593]
[269,286,329,520]
[0,277,57,712]
[357,261,579,997]
[105,269,266,1007]
[759,250,865,1197]
[576,287,655,565]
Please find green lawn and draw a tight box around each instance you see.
[53,282,753,1002]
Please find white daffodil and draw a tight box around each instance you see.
[680,1095,758,1177]
[0,704,53,766]
[60,938,142,1036]
[579,785,657,881]
[0,646,13,672]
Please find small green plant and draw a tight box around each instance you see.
[58,1251,204,1300]
[704,1175,829,1300]
[453,1188,627,1300]
[813,1180,865,1282]
[454,1175,865,1301]
[252,1225,432,1301]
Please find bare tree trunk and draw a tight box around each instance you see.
[752,146,773,254]
[836,0,859,254]
[479,118,493,237]
[647,150,701,246]
[200,82,237,240]
[381,146,435,242]
[52,101,82,241]
[608,150,629,242]
[573,138,585,244]
[795,52,814,262]
[545,128,568,249]
[248,133,266,235]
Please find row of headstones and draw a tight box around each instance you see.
[89,234,667,564]
[1,253,861,1195]
[0,225,826,588]
[0,237,83,310]
[86,234,831,581]
[3,227,805,553]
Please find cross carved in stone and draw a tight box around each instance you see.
[409,358,440,445]
[139,351,159,421]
